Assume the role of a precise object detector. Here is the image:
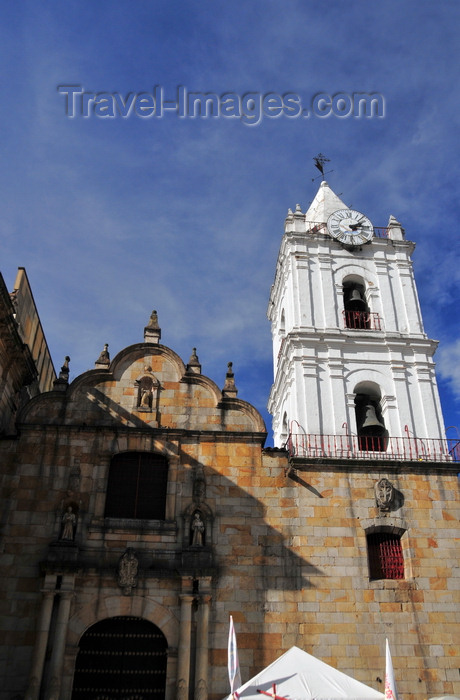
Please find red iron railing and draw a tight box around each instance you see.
[343,310,382,330]
[373,227,390,238]
[286,433,460,463]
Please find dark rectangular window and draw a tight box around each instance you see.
[105,452,168,520]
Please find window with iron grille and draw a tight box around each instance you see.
[105,452,168,520]
[367,531,404,580]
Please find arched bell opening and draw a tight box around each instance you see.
[354,383,388,452]
[343,278,370,329]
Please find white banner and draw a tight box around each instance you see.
[385,638,399,700]
[228,615,242,695]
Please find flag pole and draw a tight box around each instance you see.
[228,615,242,697]
[384,638,399,700]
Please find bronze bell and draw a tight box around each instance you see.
[360,403,386,437]
[348,288,367,312]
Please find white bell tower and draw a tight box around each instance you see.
[267,180,446,456]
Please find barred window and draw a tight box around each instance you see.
[367,531,404,580]
[105,452,168,520]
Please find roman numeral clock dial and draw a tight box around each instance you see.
[326,208,374,248]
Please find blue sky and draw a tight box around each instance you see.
[1,1,459,444]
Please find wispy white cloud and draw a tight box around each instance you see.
[437,340,460,400]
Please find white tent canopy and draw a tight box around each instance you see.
[225,646,384,700]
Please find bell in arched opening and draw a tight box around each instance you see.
[355,394,388,452]
[343,282,370,329]
[348,288,367,312]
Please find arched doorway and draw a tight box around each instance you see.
[71,616,167,700]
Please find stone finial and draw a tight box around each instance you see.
[186,347,201,375]
[95,343,110,368]
[60,356,70,377]
[144,310,161,344]
[222,361,238,398]
[284,207,295,233]
[387,215,405,241]
[53,356,70,390]
[388,214,402,227]
[294,203,303,217]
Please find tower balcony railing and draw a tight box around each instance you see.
[305,222,390,238]
[373,227,390,238]
[343,310,382,330]
[286,433,460,463]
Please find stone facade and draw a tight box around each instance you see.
[0,315,458,700]
[0,187,459,700]
[0,328,270,700]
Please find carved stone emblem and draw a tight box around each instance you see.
[117,548,139,595]
[375,478,394,511]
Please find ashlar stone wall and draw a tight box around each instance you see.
[0,339,458,700]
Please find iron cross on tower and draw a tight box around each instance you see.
[312,152,331,181]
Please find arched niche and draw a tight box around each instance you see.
[135,370,161,413]
[182,501,214,549]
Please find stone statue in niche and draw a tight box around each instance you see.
[60,506,77,540]
[137,376,153,409]
[191,511,205,547]
[375,478,395,511]
[140,387,152,407]
[118,548,139,595]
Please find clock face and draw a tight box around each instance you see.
[327,209,374,247]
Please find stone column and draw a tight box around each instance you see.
[176,594,194,700]
[194,594,211,700]
[45,578,74,700]
[25,584,56,700]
